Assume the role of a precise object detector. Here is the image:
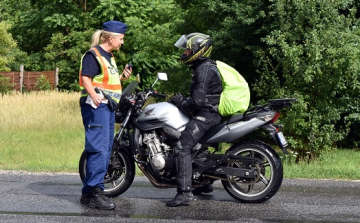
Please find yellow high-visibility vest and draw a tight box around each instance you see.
[79,47,122,102]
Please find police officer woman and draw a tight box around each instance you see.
[79,20,132,210]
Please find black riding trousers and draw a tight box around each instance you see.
[175,109,221,192]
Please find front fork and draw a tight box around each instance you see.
[110,108,134,168]
[115,108,133,141]
[261,123,289,154]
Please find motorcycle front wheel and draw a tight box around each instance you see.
[221,140,283,203]
[79,148,135,197]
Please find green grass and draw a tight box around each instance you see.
[0,91,84,172]
[283,149,360,180]
[0,129,84,172]
[1,91,359,180]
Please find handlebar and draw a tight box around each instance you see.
[142,88,167,99]
[153,92,166,98]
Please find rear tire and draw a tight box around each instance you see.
[79,148,135,197]
[221,140,283,203]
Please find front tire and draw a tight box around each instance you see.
[79,148,135,197]
[221,140,283,203]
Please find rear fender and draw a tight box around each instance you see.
[261,124,288,154]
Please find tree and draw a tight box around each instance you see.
[11,0,98,54]
[43,0,183,91]
[4,0,185,91]
[258,0,360,157]
[174,0,360,158]
[3,0,360,156]
[0,21,17,71]
[0,0,30,23]
[0,76,14,95]
[35,74,52,91]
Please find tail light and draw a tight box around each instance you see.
[271,112,281,123]
[263,112,281,122]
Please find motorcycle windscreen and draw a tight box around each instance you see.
[118,81,138,109]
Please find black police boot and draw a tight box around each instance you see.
[84,188,116,210]
[80,193,91,204]
[166,191,194,207]
[192,184,213,195]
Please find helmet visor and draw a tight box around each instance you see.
[174,35,188,49]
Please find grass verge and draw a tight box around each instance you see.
[283,149,360,180]
[0,91,84,172]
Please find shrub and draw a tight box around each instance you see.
[35,74,51,91]
[0,75,14,96]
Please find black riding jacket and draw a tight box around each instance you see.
[181,58,223,114]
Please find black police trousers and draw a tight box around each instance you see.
[174,109,222,192]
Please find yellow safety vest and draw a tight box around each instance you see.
[79,47,122,102]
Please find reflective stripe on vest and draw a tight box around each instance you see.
[79,47,122,102]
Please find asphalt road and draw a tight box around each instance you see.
[0,171,359,223]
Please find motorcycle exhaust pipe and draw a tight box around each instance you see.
[137,163,176,188]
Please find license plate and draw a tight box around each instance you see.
[276,132,288,147]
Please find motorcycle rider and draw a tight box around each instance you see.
[166,33,223,207]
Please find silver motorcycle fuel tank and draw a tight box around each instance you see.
[136,102,190,131]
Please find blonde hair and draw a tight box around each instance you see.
[91,30,121,47]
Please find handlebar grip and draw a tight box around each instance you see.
[155,93,166,98]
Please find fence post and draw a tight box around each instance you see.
[19,65,24,92]
[55,67,59,92]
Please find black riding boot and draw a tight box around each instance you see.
[167,141,194,207]
[166,191,194,207]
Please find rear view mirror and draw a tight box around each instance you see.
[152,72,168,89]
[157,72,168,81]
[136,73,141,83]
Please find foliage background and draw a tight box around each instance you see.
[1,0,360,160]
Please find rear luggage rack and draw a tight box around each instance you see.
[227,98,297,124]
[267,98,297,110]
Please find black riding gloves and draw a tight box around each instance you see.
[168,94,184,108]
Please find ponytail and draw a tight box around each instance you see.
[91,30,116,47]
[91,30,102,47]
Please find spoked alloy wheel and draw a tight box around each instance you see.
[79,148,135,197]
[221,140,283,203]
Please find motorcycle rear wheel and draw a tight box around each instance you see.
[79,149,135,197]
[221,140,283,203]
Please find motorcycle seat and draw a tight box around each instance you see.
[198,121,227,144]
[226,113,244,125]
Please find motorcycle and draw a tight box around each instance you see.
[79,72,297,203]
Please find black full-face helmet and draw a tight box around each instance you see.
[174,32,212,65]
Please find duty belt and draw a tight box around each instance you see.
[81,88,121,100]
